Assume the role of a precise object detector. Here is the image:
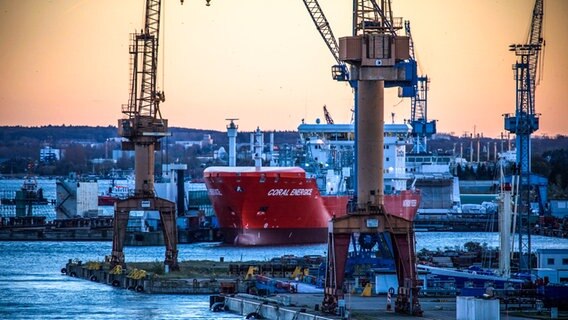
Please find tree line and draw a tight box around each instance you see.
[1,126,567,197]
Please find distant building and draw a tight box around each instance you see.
[176,141,204,149]
[202,134,213,146]
[58,139,97,147]
[40,147,61,163]
[112,150,135,161]
[550,200,568,219]
[536,249,568,283]
[91,158,116,165]
[498,150,516,163]
[107,137,125,143]
[214,147,227,160]
[56,180,99,219]
[175,134,214,149]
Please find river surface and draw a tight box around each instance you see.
[1,179,568,318]
[1,234,568,319]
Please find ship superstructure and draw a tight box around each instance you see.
[297,122,412,195]
[204,121,420,246]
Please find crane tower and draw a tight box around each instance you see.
[320,0,422,316]
[404,20,436,154]
[503,0,544,272]
[111,0,184,270]
[302,0,417,196]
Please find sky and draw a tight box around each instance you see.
[0,0,566,138]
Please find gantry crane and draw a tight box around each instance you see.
[111,0,193,271]
[319,0,422,316]
[503,0,544,273]
[323,105,335,124]
[203,1,420,313]
[404,20,436,154]
[302,0,352,84]
[302,0,417,200]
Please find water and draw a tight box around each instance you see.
[1,233,567,319]
[1,178,567,318]
[0,241,334,319]
[0,242,246,320]
[417,232,568,251]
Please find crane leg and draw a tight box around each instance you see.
[321,213,422,316]
[322,232,350,313]
[110,198,179,270]
[110,202,130,268]
[156,198,179,271]
[392,230,423,316]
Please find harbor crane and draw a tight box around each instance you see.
[301,0,417,101]
[302,0,418,198]
[302,0,351,83]
[111,0,204,271]
[503,0,544,273]
[318,0,422,316]
[404,20,436,154]
[202,1,420,314]
[323,105,334,124]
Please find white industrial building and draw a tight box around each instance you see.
[40,147,61,162]
[536,248,568,283]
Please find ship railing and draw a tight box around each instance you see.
[419,287,456,297]
[494,288,540,310]
[319,191,354,197]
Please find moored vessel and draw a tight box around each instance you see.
[98,182,130,206]
[204,121,420,245]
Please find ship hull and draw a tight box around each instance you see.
[204,166,419,246]
[98,195,118,206]
[221,227,329,246]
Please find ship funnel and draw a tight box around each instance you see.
[269,131,275,166]
[254,127,263,170]
[226,118,239,167]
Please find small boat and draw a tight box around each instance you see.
[98,183,130,206]
[0,177,49,205]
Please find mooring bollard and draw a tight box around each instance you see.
[386,287,394,311]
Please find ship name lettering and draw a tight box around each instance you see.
[402,199,417,207]
[290,188,313,196]
[268,188,313,196]
[268,189,286,196]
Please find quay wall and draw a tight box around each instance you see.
[63,261,248,294]
[223,295,334,320]
[0,229,112,241]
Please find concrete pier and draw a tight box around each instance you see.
[221,294,336,320]
[62,260,248,294]
[215,293,541,320]
[62,260,555,319]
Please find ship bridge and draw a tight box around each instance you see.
[298,122,413,194]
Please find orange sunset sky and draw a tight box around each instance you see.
[0,0,566,138]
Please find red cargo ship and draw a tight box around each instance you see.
[204,166,420,246]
